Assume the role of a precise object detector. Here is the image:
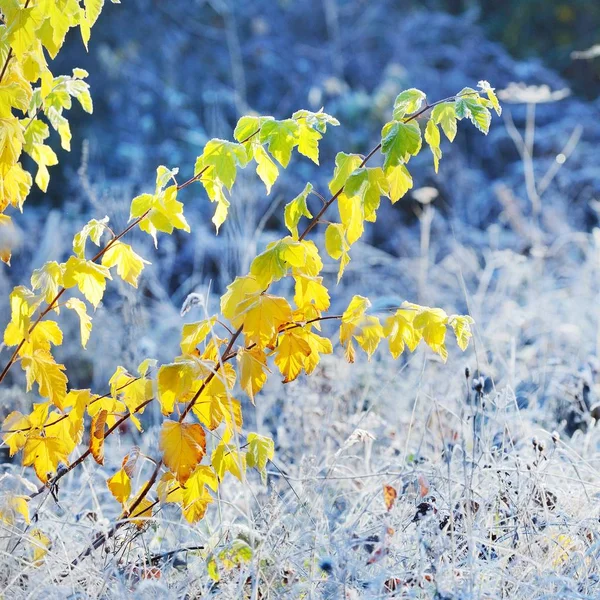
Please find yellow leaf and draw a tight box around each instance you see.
[63,256,112,308]
[328,152,363,195]
[385,163,413,203]
[3,2,43,60]
[408,303,449,362]
[1,411,30,456]
[65,297,92,348]
[0,215,15,265]
[30,261,64,305]
[192,365,241,432]
[339,295,372,362]
[107,468,131,505]
[109,365,153,414]
[90,408,107,465]
[236,347,270,403]
[238,293,292,349]
[20,320,62,356]
[212,442,246,482]
[157,471,183,504]
[101,241,149,287]
[253,144,279,194]
[250,236,321,289]
[72,216,109,258]
[130,177,190,247]
[159,420,206,485]
[44,410,80,455]
[23,434,69,483]
[3,285,40,345]
[324,223,351,282]
[180,316,217,355]
[297,327,333,375]
[448,314,475,351]
[0,163,32,211]
[384,308,422,359]
[341,295,370,329]
[294,274,330,312]
[194,139,249,231]
[353,315,384,359]
[220,275,262,322]
[284,182,313,238]
[274,329,311,383]
[21,348,68,409]
[30,529,50,565]
[0,495,30,525]
[157,359,202,415]
[179,465,217,523]
[259,119,299,168]
[129,496,154,529]
[88,396,127,429]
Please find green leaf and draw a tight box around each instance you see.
[392,88,426,120]
[344,167,389,222]
[291,109,340,134]
[455,90,491,135]
[259,119,300,167]
[328,152,363,195]
[284,183,313,239]
[234,116,279,193]
[246,433,274,484]
[194,139,249,191]
[195,139,249,231]
[381,120,422,170]
[431,102,457,142]
[250,236,321,289]
[233,115,272,145]
[424,119,442,173]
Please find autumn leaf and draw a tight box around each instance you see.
[63,256,112,308]
[179,466,218,523]
[212,442,246,482]
[65,297,92,348]
[180,316,217,355]
[160,420,206,484]
[23,434,69,482]
[90,408,107,465]
[237,347,270,402]
[383,484,397,512]
[73,216,109,258]
[107,468,131,505]
[21,348,68,409]
[101,241,150,288]
[274,329,311,382]
[30,529,51,565]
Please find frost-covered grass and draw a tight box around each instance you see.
[2,193,600,598]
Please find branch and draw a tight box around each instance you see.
[54,93,461,569]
